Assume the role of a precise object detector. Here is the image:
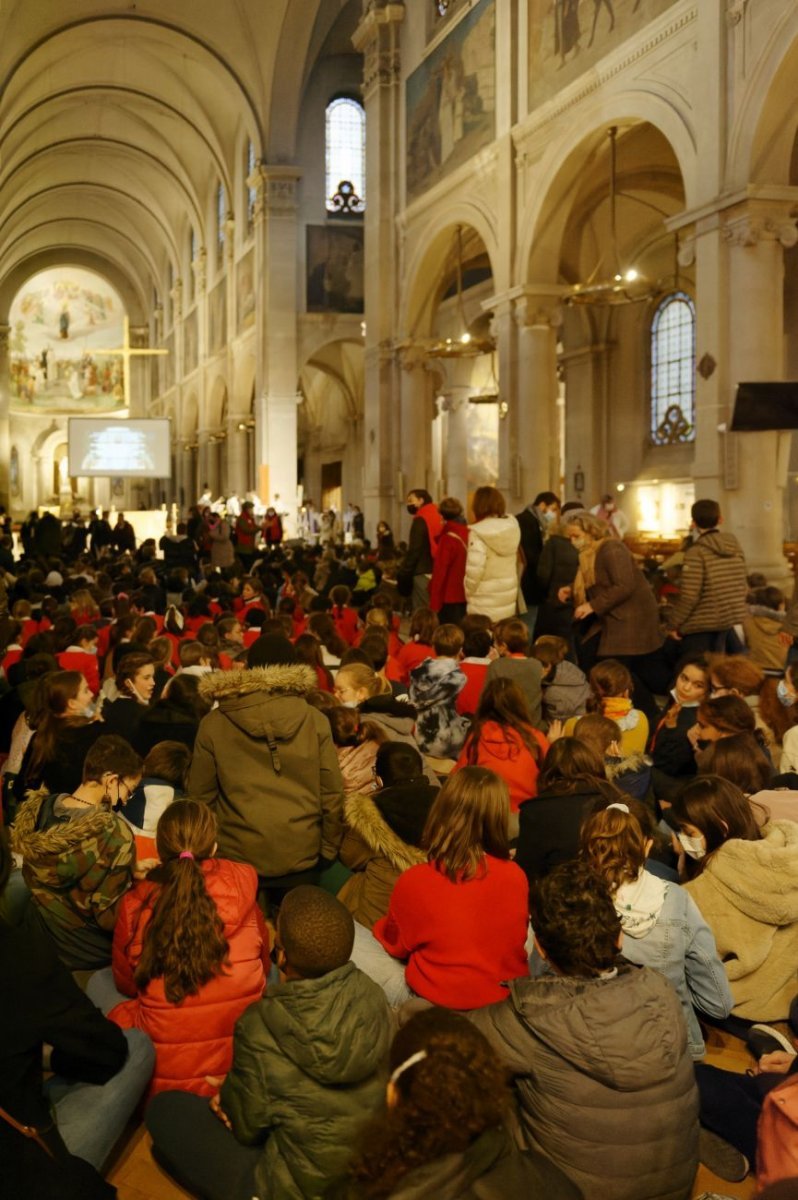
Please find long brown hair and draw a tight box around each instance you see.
[134,800,229,1003]
[698,732,771,795]
[26,670,91,776]
[423,766,509,882]
[537,737,622,801]
[580,804,649,895]
[466,677,541,764]
[346,1009,510,1198]
[670,775,764,876]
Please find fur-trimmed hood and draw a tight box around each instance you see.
[198,663,317,703]
[605,751,651,782]
[344,790,429,872]
[198,663,319,744]
[12,790,117,861]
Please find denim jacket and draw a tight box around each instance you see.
[620,880,733,1059]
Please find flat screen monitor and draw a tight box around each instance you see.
[68,418,172,477]
[729,383,798,431]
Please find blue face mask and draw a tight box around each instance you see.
[777,679,796,708]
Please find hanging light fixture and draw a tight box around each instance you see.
[398,225,495,358]
[565,126,665,307]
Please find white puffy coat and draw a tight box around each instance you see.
[464,515,521,622]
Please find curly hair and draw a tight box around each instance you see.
[580,804,649,896]
[530,860,621,977]
[346,1009,510,1198]
[134,800,229,1004]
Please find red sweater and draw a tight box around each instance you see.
[331,605,360,646]
[454,722,550,812]
[456,660,490,715]
[429,522,468,611]
[57,648,100,695]
[109,858,269,1096]
[373,857,529,1009]
[396,640,434,684]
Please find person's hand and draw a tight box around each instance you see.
[686,722,701,749]
[547,719,564,742]
[667,629,682,641]
[207,1077,233,1129]
[133,857,159,880]
[755,1051,795,1075]
[778,630,794,648]
[557,586,572,604]
[573,602,593,621]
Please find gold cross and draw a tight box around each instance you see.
[105,316,169,409]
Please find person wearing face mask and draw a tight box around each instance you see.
[516,491,562,634]
[100,651,157,747]
[396,489,444,612]
[686,694,768,775]
[20,670,105,797]
[671,775,798,1026]
[11,735,145,970]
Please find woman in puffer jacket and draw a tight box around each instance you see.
[102,800,269,1097]
[464,487,521,623]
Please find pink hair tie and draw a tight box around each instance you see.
[179,850,194,860]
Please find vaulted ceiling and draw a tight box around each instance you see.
[0,0,358,316]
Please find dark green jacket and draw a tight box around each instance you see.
[221,962,392,1199]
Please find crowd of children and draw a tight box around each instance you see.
[1,507,797,1200]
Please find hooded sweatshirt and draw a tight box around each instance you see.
[470,964,699,1200]
[685,819,798,1019]
[408,656,469,757]
[541,659,590,722]
[464,515,521,623]
[455,721,550,811]
[220,962,392,1200]
[188,664,345,879]
[666,529,748,634]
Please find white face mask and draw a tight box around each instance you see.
[677,831,707,860]
[340,699,359,709]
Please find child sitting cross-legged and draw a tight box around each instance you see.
[408,623,469,758]
[147,886,392,1200]
[486,618,543,728]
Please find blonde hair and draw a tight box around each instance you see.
[562,510,611,541]
[336,662,391,697]
[423,767,510,882]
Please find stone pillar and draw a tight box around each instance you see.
[488,303,514,502]
[226,415,250,494]
[197,430,213,497]
[439,388,471,505]
[353,1,404,534]
[513,287,562,502]
[0,324,10,511]
[721,203,797,581]
[181,446,195,511]
[398,346,431,504]
[251,164,302,533]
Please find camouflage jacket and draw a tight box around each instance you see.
[11,791,135,935]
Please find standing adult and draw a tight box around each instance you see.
[113,513,136,555]
[590,493,629,538]
[664,498,748,658]
[234,501,258,571]
[464,487,521,623]
[207,512,235,570]
[261,506,283,547]
[33,510,62,559]
[89,509,114,559]
[516,492,560,631]
[398,489,444,612]
[534,508,580,641]
[428,496,468,624]
[351,505,365,541]
[560,510,664,703]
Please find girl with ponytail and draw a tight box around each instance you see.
[103,800,269,1096]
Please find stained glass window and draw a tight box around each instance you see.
[325,98,365,214]
[650,292,696,444]
[246,139,257,232]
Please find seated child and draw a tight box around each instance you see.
[146,887,392,1200]
[471,860,699,1200]
[120,739,191,860]
[330,584,361,646]
[456,627,492,716]
[409,624,469,758]
[649,655,710,802]
[395,608,438,683]
[573,712,652,801]
[531,635,590,724]
[744,585,788,672]
[567,659,648,755]
[486,618,543,727]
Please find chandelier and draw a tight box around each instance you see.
[399,225,495,358]
[565,126,671,307]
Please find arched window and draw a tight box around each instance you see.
[245,139,257,233]
[325,97,365,214]
[216,182,226,267]
[650,291,696,445]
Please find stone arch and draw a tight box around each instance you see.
[0,248,145,324]
[205,374,229,431]
[400,210,498,339]
[729,20,798,189]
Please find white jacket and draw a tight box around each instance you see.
[464,515,521,622]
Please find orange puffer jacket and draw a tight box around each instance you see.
[109,858,269,1096]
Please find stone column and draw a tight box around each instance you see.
[251,164,302,534]
[197,430,214,497]
[353,1,404,534]
[721,203,797,581]
[512,287,563,502]
[226,415,250,494]
[439,388,471,505]
[398,346,431,503]
[0,324,10,511]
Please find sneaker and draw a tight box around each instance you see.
[698,1129,749,1182]
[746,1023,797,1059]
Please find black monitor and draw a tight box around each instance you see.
[729,382,798,431]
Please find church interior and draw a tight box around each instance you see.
[0,0,796,573]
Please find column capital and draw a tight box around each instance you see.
[437,386,471,415]
[353,2,404,95]
[170,279,183,322]
[192,247,207,294]
[509,285,565,329]
[129,325,149,349]
[258,166,303,215]
[722,201,798,249]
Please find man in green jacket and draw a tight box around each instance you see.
[146,887,392,1200]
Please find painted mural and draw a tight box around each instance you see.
[406,0,495,202]
[9,267,126,412]
[306,226,364,314]
[467,402,499,490]
[528,0,680,108]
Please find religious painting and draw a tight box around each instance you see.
[9,446,20,496]
[209,280,227,355]
[467,401,499,491]
[406,0,495,202]
[183,309,198,376]
[8,267,127,413]
[306,226,364,314]
[528,0,681,109]
[237,249,256,333]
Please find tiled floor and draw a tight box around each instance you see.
[106,1023,770,1200]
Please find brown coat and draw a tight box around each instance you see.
[588,539,662,657]
[337,791,428,928]
[665,530,747,634]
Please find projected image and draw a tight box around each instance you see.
[80,427,156,472]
